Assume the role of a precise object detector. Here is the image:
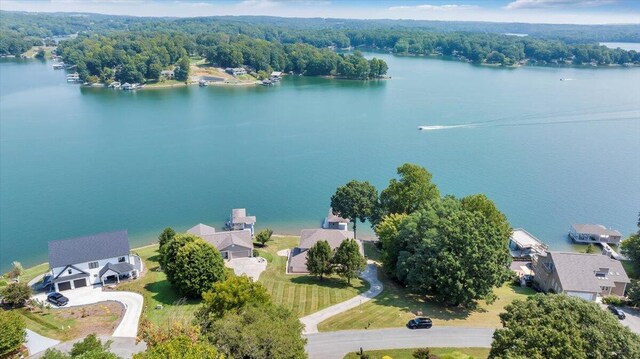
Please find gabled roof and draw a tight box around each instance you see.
[202,230,253,251]
[99,262,135,277]
[571,224,621,237]
[299,229,354,250]
[187,223,216,237]
[547,251,630,293]
[48,230,130,268]
[231,208,256,225]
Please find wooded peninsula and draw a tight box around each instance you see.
[1,11,639,85]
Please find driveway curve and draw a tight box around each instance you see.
[300,261,383,334]
[33,287,143,338]
[305,327,495,359]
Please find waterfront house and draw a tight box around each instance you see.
[225,67,247,76]
[569,224,622,245]
[270,71,282,79]
[187,224,253,260]
[288,229,359,273]
[509,228,547,259]
[227,208,256,236]
[47,230,142,292]
[532,251,629,301]
[160,70,174,79]
[322,208,350,231]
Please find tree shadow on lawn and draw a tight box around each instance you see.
[290,275,369,293]
[142,272,201,307]
[147,254,161,263]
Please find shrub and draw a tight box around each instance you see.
[0,282,32,308]
[603,296,628,306]
[0,310,26,358]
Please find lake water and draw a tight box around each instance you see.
[601,42,640,51]
[1,54,639,272]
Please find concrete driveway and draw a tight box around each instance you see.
[30,336,146,359]
[619,307,640,334]
[300,262,383,334]
[25,329,60,356]
[305,326,494,359]
[225,257,267,281]
[33,286,143,338]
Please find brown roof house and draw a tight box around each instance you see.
[569,224,622,245]
[287,229,361,273]
[532,251,630,301]
[187,223,253,260]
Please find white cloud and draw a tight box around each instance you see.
[505,0,617,10]
[389,4,479,12]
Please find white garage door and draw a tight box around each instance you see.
[566,291,594,301]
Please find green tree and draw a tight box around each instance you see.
[255,228,273,247]
[134,335,220,359]
[0,310,26,358]
[393,198,511,306]
[196,275,271,331]
[162,233,226,298]
[377,163,440,223]
[621,212,640,273]
[306,240,333,280]
[158,227,176,251]
[412,348,438,359]
[332,239,366,285]
[203,303,306,359]
[374,213,408,273]
[174,56,190,81]
[35,49,46,59]
[460,193,512,242]
[489,294,640,359]
[330,180,378,239]
[0,282,31,308]
[585,244,596,254]
[70,334,119,358]
[627,280,640,307]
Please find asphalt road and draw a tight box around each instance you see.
[305,326,495,359]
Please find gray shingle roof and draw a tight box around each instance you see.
[201,230,253,251]
[327,208,349,224]
[52,272,89,284]
[99,262,135,277]
[48,230,130,268]
[187,223,216,236]
[549,251,630,293]
[232,208,256,225]
[299,229,354,250]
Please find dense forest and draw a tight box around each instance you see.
[1,11,639,83]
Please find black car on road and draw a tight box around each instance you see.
[47,292,69,307]
[407,317,433,329]
[608,305,626,320]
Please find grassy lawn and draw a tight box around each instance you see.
[117,244,202,325]
[13,301,123,341]
[257,236,369,318]
[343,347,490,359]
[144,79,187,88]
[318,251,535,331]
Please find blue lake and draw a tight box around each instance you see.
[1,54,639,271]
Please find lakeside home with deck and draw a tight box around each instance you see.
[288,229,360,273]
[187,223,253,260]
[569,224,622,245]
[509,228,547,259]
[227,208,256,236]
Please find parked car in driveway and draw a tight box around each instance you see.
[407,317,433,329]
[608,305,626,320]
[47,292,69,306]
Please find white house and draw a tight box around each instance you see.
[47,230,142,292]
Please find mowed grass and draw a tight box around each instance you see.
[117,244,202,325]
[318,245,535,331]
[257,236,368,318]
[343,347,490,359]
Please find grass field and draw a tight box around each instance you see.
[117,244,202,326]
[343,347,490,359]
[15,301,123,341]
[257,236,369,318]
[318,245,535,331]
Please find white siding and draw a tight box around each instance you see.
[565,291,596,301]
[51,254,134,285]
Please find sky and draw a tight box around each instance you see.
[1,0,640,25]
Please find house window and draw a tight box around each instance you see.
[118,256,126,263]
[89,261,99,269]
[68,269,72,274]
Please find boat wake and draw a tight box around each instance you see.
[418,124,477,131]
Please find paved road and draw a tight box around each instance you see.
[29,336,146,359]
[300,262,383,334]
[33,286,143,338]
[305,327,495,359]
[25,329,60,356]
